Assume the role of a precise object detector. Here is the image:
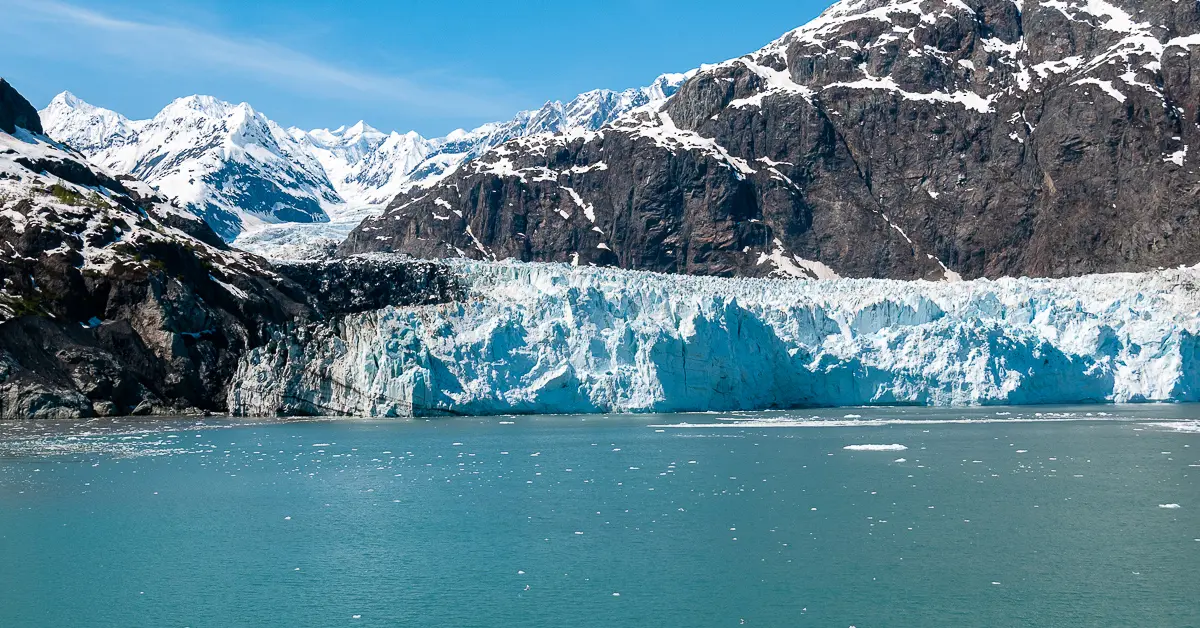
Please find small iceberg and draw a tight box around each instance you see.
[844,444,908,452]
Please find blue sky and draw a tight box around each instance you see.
[0,0,831,136]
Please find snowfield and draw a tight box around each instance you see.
[229,259,1200,417]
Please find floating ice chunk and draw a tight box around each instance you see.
[1159,504,1181,509]
[844,444,908,452]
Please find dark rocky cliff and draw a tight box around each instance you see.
[343,0,1200,280]
[0,78,42,135]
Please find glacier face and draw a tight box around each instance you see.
[229,259,1200,417]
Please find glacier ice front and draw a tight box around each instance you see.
[229,260,1200,417]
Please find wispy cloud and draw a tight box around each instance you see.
[0,0,517,119]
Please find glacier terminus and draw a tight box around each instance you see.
[230,259,1200,417]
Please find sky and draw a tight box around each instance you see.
[0,0,832,136]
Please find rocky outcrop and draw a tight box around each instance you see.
[343,0,1200,281]
[275,255,463,316]
[0,78,42,135]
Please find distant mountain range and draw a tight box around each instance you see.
[39,73,691,241]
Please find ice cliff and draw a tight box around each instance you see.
[229,259,1200,417]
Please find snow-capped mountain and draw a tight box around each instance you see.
[345,0,1200,281]
[287,72,692,207]
[40,73,690,246]
[288,122,432,209]
[40,93,339,241]
[233,72,689,258]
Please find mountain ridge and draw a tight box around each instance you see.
[342,0,1200,281]
[39,73,692,244]
[40,92,338,240]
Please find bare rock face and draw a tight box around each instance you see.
[0,78,43,135]
[343,0,1200,281]
[273,256,463,316]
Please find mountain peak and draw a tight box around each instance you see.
[345,120,381,137]
[162,94,251,119]
[50,90,85,109]
[41,92,134,134]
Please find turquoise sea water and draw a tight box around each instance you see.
[1,406,1198,627]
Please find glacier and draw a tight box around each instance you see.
[229,259,1200,417]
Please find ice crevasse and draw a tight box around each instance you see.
[229,260,1200,417]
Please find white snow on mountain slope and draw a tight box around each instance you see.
[288,122,432,208]
[456,0,1194,204]
[40,93,339,241]
[229,259,1200,417]
[0,125,271,319]
[36,91,144,158]
[290,72,693,205]
[237,73,691,258]
[709,0,1187,116]
[39,73,689,249]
